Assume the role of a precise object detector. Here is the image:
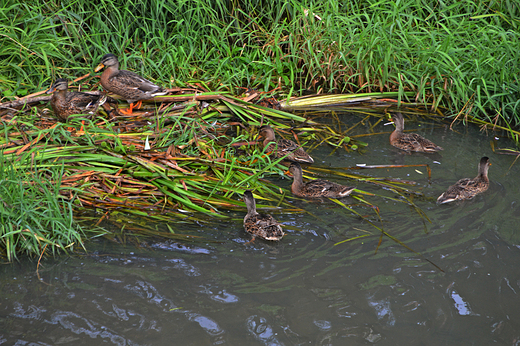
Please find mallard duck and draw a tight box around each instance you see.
[288,162,355,198]
[94,53,167,115]
[259,125,314,164]
[46,78,109,121]
[437,157,491,204]
[389,112,443,152]
[243,190,284,241]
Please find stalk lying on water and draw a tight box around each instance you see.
[0,85,435,259]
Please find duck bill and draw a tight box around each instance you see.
[254,132,264,141]
[94,63,105,72]
[46,86,56,94]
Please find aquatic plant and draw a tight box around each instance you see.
[0,158,101,262]
[2,0,515,259]
[0,82,438,259]
[1,0,519,136]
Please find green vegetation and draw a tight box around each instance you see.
[0,0,518,258]
[2,0,519,125]
[0,158,101,262]
[0,88,432,259]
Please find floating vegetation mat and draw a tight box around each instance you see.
[0,85,441,258]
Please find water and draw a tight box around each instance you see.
[2,113,520,345]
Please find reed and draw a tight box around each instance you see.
[0,85,435,258]
[1,0,518,129]
[1,0,518,258]
[0,157,103,261]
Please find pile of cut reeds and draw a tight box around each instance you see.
[1,83,437,259]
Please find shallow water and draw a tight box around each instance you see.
[2,113,520,345]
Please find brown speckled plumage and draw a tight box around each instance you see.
[389,112,443,152]
[437,157,491,204]
[259,125,314,164]
[288,162,355,198]
[95,53,167,114]
[243,190,284,241]
[46,78,109,121]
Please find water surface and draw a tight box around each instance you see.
[1,113,520,345]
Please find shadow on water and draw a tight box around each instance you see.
[1,112,520,345]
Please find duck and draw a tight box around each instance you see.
[46,78,110,121]
[288,162,355,198]
[94,53,167,114]
[437,157,491,204]
[258,125,314,164]
[243,190,284,241]
[389,112,443,152]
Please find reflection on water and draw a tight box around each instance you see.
[449,288,477,316]
[1,114,520,345]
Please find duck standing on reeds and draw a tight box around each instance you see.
[259,125,314,164]
[437,157,491,204]
[243,190,284,241]
[288,162,355,198]
[389,112,443,153]
[46,78,110,121]
[95,53,167,115]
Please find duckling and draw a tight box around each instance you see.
[259,125,314,164]
[288,162,355,198]
[437,157,491,204]
[389,112,443,152]
[243,190,284,241]
[46,78,109,121]
[94,53,167,115]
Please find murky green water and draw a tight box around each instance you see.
[2,113,520,345]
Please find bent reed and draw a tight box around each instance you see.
[0,0,517,259]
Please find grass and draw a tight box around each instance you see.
[1,0,519,258]
[0,156,102,262]
[0,85,435,259]
[1,0,519,129]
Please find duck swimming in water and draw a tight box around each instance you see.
[243,190,284,241]
[437,157,491,204]
[258,125,314,164]
[389,112,443,153]
[288,162,355,198]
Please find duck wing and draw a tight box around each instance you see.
[67,92,106,110]
[437,178,488,204]
[302,179,355,198]
[244,214,284,240]
[269,138,314,163]
[397,133,443,152]
[414,134,443,152]
[108,70,166,100]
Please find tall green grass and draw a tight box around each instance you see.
[1,0,519,128]
[0,156,101,261]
